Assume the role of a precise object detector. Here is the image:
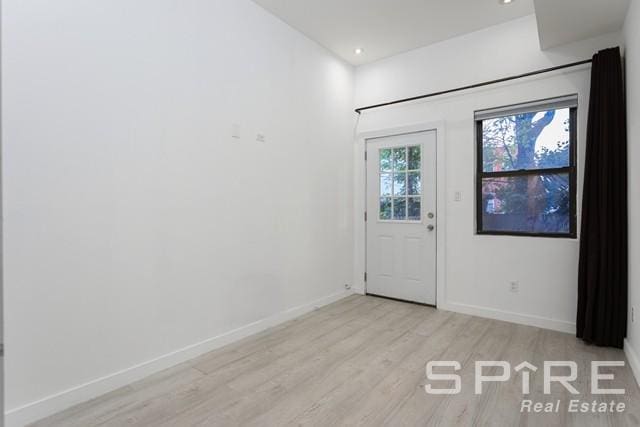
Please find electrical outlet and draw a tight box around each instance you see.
[454,191,462,202]
[256,133,266,142]
[344,283,352,290]
[509,281,519,293]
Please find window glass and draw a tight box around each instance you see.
[393,198,407,220]
[408,172,421,196]
[408,198,421,221]
[380,149,392,172]
[408,146,421,170]
[480,174,571,234]
[482,108,570,173]
[393,173,407,196]
[393,148,407,171]
[477,103,576,237]
[379,145,422,221]
[379,198,392,220]
[380,173,392,197]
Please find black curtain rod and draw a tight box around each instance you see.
[354,58,593,114]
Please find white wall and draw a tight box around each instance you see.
[624,0,640,385]
[2,0,354,424]
[354,15,621,332]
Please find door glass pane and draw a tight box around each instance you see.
[393,148,407,171]
[393,198,406,220]
[379,149,392,171]
[380,173,392,196]
[408,146,421,170]
[393,173,406,196]
[408,197,421,220]
[377,144,424,222]
[379,197,392,220]
[408,172,421,195]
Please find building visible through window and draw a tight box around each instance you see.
[475,96,577,237]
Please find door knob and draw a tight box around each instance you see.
[427,225,435,231]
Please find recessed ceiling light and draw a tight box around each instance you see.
[500,0,514,4]
[354,48,364,55]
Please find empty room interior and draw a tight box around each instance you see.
[2,0,640,425]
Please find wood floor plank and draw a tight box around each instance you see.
[335,314,493,427]
[30,295,640,427]
[189,296,384,375]
[295,312,483,426]
[94,300,391,426]
[221,303,432,426]
[242,305,440,426]
[387,313,491,422]
[29,363,206,427]
[160,299,421,426]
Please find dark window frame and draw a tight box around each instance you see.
[475,106,578,238]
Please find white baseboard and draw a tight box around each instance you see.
[625,339,640,388]
[351,285,366,295]
[5,290,352,427]
[439,301,576,334]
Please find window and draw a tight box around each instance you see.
[379,146,421,221]
[476,96,577,237]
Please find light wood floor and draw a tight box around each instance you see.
[32,295,640,426]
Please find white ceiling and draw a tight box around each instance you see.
[534,0,630,49]
[252,0,535,65]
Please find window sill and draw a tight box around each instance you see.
[476,231,578,240]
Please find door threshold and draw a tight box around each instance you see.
[366,293,436,308]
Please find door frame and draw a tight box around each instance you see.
[354,121,446,308]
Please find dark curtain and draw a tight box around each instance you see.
[577,47,627,348]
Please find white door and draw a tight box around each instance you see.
[366,130,437,305]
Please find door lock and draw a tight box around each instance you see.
[427,212,435,219]
[427,225,435,231]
